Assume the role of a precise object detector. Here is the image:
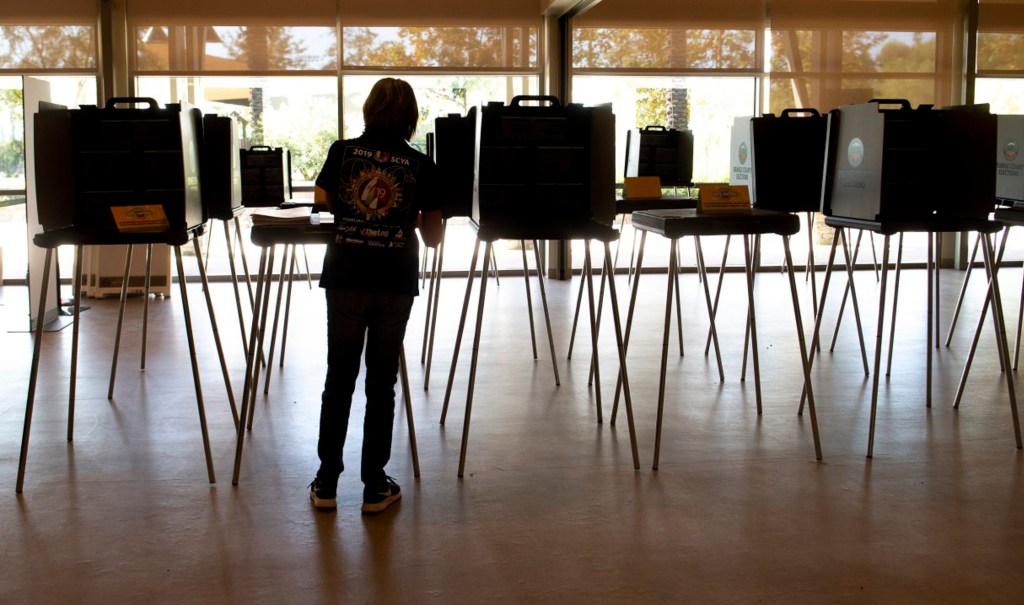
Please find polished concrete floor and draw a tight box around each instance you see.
[2,249,1024,603]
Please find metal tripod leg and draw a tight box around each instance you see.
[108,244,135,400]
[192,237,239,429]
[233,246,271,485]
[799,234,841,415]
[458,241,493,477]
[534,240,560,386]
[885,233,905,377]
[247,245,277,431]
[16,248,54,493]
[602,240,640,469]
[224,219,250,357]
[696,236,725,382]
[945,234,981,347]
[783,235,822,460]
[174,245,216,483]
[67,246,84,442]
[584,244,603,423]
[953,231,1011,408]
[423,220,448,390]
[653,239,679,470]
[521,240,539,360]
[441,239,482,426]
[867,236,892,458]
[611,230,647,425]
[398,345,420,477]
[262,245,293,394]
[141,243,153,370]
[742,235,763,414]
[829,229,870,374]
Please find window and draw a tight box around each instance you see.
[1,1,99,281]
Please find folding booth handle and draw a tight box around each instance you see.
[509,95,562,107]
[104,97,160,109]
[248,145,274,151]
[641,125,669,131]
[780,108,821,118]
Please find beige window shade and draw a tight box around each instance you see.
[768,0,961,111]
[338,0,542,70]
[571,0,765,71]
[978,0,1024,33]
[978,0,1024,72]
[572,0,765,29]
[2,0,98,25]
[339,0,542,27]
[1,1,98,70]
[770,0,959,30]
[126,0,335,27]
[127,0,337,72]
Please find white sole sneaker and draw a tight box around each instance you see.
[361,490,401,513]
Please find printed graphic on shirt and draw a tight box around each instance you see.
[335,146,418,249]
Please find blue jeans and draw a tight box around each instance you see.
[317,289,414,490]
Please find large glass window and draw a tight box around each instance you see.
[1,75,96,282]
[136,76,338,190]
[569,0,765,272]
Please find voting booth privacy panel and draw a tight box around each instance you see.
[997,115,1024,208]
[198,114,243,220]
[472,96,616,232]
[624,125,695,188]
[748,109,828,213]
[822,99,997,222]
[33,97,205,235]
[432,108,477,219]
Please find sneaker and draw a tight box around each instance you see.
[309,478,337,510]
[361,476,401,513]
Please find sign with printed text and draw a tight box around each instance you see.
[111,204,171,233]
[698,185,751,213]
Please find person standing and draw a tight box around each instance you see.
[309,78,442,513]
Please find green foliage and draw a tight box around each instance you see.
[272,128,336,182]
[636,88,671,128]
[0,88,24,178]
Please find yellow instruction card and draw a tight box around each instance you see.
[110,205,171,233]
[698,185,751,213]
[623,176,662,199]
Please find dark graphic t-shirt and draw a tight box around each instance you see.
[316,131,439,295]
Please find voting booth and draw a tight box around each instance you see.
[473,95,616,231]
[822,99,996,221]
[624,125,694,188]
[240,145,291,207]
[747,109,828,213]
[33,97,204,235]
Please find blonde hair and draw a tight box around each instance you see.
[363,78,419,141]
